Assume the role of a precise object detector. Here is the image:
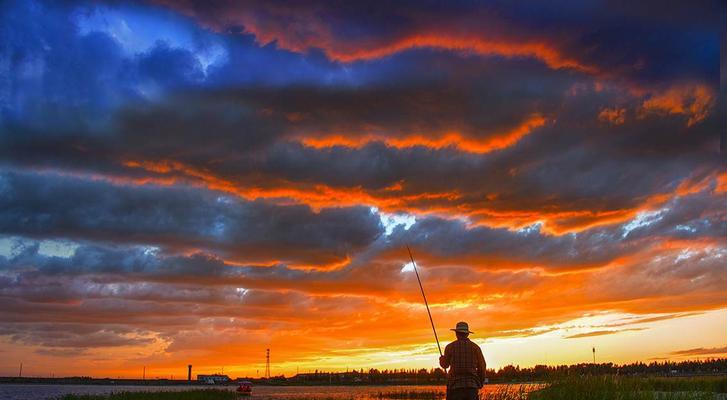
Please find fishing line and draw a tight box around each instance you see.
[406,244,442,357]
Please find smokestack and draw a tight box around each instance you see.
[188,365,192,382]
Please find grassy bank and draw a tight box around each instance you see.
[530,376,727,400]
[59,389,237,400]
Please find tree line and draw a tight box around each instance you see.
[284,358,727,384]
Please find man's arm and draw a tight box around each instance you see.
[476,346,487,386]
[439,345,451,369]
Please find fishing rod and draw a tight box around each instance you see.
[406,244,443,357]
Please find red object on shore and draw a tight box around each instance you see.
[236,381,253,396]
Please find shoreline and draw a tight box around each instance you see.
[3,374,725,386]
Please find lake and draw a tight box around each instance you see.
[0,384,538,400]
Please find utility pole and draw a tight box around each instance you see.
[19,362,23,378]
[143,366,146,381]
[265,349,271,378]
[592,347,596,364]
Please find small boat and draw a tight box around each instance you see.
[236,381,253,396]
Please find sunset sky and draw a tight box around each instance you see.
[1,0,726,379]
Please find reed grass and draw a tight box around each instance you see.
[374,385,539,400]
[529,376,727,400]
[485,384,534,400]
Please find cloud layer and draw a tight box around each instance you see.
[0,0,724,377]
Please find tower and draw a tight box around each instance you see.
[187,365,192,382]
[592,347,596,364]
[265,348,270,379]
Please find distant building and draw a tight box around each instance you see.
[197,374,230,384]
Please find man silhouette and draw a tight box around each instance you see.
[439,321,486,400]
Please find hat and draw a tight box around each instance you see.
[450,321,473,334]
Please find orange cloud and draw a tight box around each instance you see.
[564,328,646,339]
[676,172,717,196]
[639,84,715,126]
[120,160,723,237]
[715,172,727,194]
[122,158,629,235]
[465,207,639,235]
[297,115,548,154]
[193,3,597,73]
[311,34,597,73]
[123,159,464,213]
[4,235,725,378]
[598,107,626,125]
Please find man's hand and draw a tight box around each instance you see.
[439,355,448,369]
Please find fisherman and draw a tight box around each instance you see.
[439,321,487,400]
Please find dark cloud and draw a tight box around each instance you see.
[671,346,727,356]
[156,0,721,85]
[4,79,720,235]
[564,328,646,339]
[0,170,382,266]
[381,183,724,269]
[137,42,206,88]
[0,0,358,136]
[0,1,156,132]
[0,323,154,348]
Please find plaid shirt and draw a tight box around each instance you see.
[440,338,486,389]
